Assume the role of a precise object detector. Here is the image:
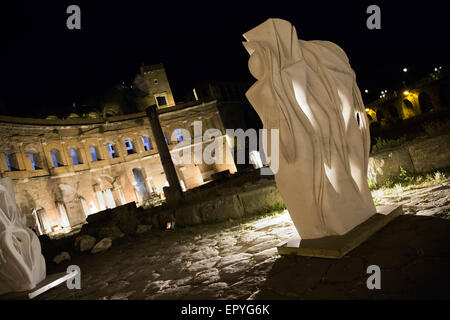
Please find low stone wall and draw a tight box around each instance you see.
[407,134,450,172]
[160,181,285,228]
[368,133,450,185]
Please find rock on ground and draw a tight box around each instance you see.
[53,251,71,264]
[75,235,96,252]
[91,238,113,254]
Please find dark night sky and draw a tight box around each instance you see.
[0,1,448,117]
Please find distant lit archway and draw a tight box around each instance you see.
[403,99,414,110]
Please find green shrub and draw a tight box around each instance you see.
[370,166,450,191]
[368,178,377,190]
[251,202,287,216]
[371,136,407,153]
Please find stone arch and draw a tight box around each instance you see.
[403,99,414,110]
[58,183,78,203]
[387,105,400,121]
[57,183,87,226]
[173,128,184,143]
[91,175,117,211]
[365,108,377,122]
[418,92,433,113]
[97,175,114,190]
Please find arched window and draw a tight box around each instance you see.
[3,152,19,171]
[89,145,101,162]
[3,153,11,171]
[50,149,64,168]
[107,143,119,158]
[141,136,153,151]
[69,148,83,165]
[28,152,43,170]
[174,128,184,142]
[124,139,137,155]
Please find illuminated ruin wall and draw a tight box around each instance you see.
[0,100,236,235]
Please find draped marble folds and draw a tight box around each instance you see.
[243,18,376,239]
[0,178,46,295]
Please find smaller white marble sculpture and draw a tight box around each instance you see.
[0,178,46,295]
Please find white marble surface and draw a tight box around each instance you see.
[243,18,376,239]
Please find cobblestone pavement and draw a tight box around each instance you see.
[39,182,450,300]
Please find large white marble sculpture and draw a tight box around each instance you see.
[0,178,46,295]
[243,18,376,239]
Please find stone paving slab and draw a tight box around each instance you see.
[278,205,403,259]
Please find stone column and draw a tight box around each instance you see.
[146,105,183,205]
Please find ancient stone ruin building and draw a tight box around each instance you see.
[364,70,449,127]
[0,99,236,237]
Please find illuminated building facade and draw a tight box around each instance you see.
[0,100,236,236]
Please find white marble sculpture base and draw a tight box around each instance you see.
[0,271,78,300]
[278,205,403,259]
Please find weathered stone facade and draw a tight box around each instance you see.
[0,100,236,236]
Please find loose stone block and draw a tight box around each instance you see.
[408,134,450,173]
[75,234,96,252]
[368,147,415,185]
[53,251,71,264]
[91,238,112,254]
[239,185,284,216]
[200,194,244,224]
